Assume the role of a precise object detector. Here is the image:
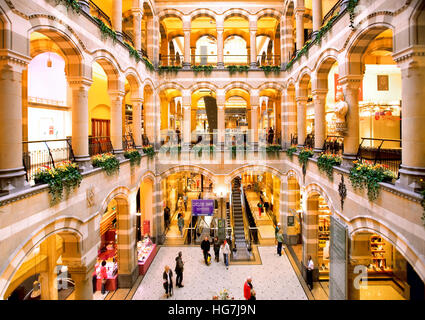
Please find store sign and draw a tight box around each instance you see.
[335,74,363,101]
[143,220,150,235]
[329,215,348,300]
[192,199,215,216]
[287,215,295,227]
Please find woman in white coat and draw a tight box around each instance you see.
[220,240,231,270]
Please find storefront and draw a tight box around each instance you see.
[317,197,331,280]
[94,200,118,292]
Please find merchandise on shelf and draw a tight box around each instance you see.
[137,236,154,263]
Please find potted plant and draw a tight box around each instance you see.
[317,153,342,180]
[124,149,142,166]
[91,152,120,176]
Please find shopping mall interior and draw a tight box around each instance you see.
[0,0,424,301]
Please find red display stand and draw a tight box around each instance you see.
[94,274,118,291]
[138,244,157,275]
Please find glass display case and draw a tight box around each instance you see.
[137,236,157,275]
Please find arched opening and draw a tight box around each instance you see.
[143,84,154,146]
[286,83,298,146]
[259,88,282,145]
[159,16,183,66]
[142,2,155,60]
[191,15,217,66]
[256,15,280,66]
[191,88,217,134]
[162,171,215,245]
[223,13,249,66]
[5,231,84,300]
[159,88,182,145]
[350,231,425,300]
[298,73,313,148]
[286,175,302,260]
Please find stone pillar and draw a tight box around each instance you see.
[250,93,259,145]
[312,0,322,37]
[183,19,191,69]
[394,48,425,191]
[283,16,295,63]
[339,75,362,165]
[69,266,94,300]
[295,7,305,52]
[182,91,191,150]
[69,77,93,171]
[109,90,125,157]
[132,98,143,148]
[280,16,286,67]
[295,96,307,148]
[0,51,30,194]
[312,89,327,154]
[283,87,297,148]
[217,17,224,69]
[217,90,225,147]
[39,236,58,300]
[132,7,143,51]
[249,27,257,68]
[112,0,123,38]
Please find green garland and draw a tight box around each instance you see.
[298,148,314,167]
[317,153,342,180]
[227,65,249,75]
[286,146,297,159]
[142,146,155,157]
[260,65,281,75]
[142,57,155,72]
[92,153,120,176]
[54,0,80,14]
[33,161,82,205]
[123,42,141,62]
[349,161,397,202]
[124,149,142,166]
[348,0,360,29]
[158,65,182,74]
[192,65,214,75]
[94,17,117,42]
[266,144,282,153]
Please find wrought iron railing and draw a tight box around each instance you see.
[290,134,298,147]
[223,55,249,66]
[304,134,315,149]
[122,31,135,47]
[159,55,183,67]
[323,135,344,155]
[22,139,75,182]
[190,55,218,66]
[322,0,343,27]
[88,0,112,27]
[122,133,136,151]
[257,54,281,67]
[89,136,113,156]
[356,138,402,177]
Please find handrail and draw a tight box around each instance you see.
[88,0,112,27]
[239,185,250,245]
[322,0,343,26]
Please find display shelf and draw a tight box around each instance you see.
[137,237,158,275]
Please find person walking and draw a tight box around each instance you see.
[249,289,257,300]
[275,223,281,240]
[98,260,108,295]
[163,265,173,298]
[200,236,211,265]
[213,237,221,262]
[257,202,263,217]
[175,251,184,288]
[306,256,314,290]
[183,194,188,211]
[276,230,284,256]
[164,206,170,230]
[244,277,253,300]
[221,239,231,269]
[177,214,184,237]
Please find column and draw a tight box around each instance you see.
[112,0,122,37]
[312,90,327,154]
[0,51,30,194]
[280,16,286,67]
[339,75,362,164]
[132,7,143,51]
[69,266,94,300]
[69,77,93,170]
[249,27,257,68]
[182,91,191,150]
[250,94,259,145]
[132,98,143,148]
[283,16,295,63]
[217,17,224,68]
[217,91,225,147]
[39,236,58,300]
[312,0,322,37]
[295,7,305,52]
[394,48,425,191]
[183,18,191,69]
[109,90,125,156]
[295,94,307,148]
[283,88,297,148]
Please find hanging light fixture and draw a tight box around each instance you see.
[47,53,52,68]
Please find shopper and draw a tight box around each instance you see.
[213,237,221,262]
[164,206,170,230]
[306,256,314,290]
[249,289,257,301]
[200,236,211,265]
[99,260,108,295]
[221,239,231,269]
[175,251,184,288]
[244,277,253,300]
[163,265,173,298]
[177,214,184,236]
[275,223,281,240]
[183,194,188,211]
[276,230,284,256]
[257,202,263,217]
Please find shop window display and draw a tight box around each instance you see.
[137,235,157,275]
[317,198,331,280]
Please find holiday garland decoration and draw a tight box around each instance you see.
[158,65,182,74]
[286,146,297,159]
[192,65,214,74]
[33,161,82,205]
[266,144,282,153]
[124,149,142,166]
[226,65,249,75]
[142,145,155,157]
[298,148,314,167]
[54,0,81,14]
[92,153,120,176]
[349,161,397,201]
[317,153,342,180]
[260,65,281,75]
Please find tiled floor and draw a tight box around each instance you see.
[132,246,307,300]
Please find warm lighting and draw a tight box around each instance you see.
[136,212,142,216]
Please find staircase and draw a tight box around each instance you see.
[231,181,250,260]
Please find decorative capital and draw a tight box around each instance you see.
[0,49,31,72]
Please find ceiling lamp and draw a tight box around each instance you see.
[47,53,52,68]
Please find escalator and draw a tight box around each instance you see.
[230,179,251,260]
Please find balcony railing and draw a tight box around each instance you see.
[159,55,183,67]
[122,133,136,151]
[22,139,74,182]
[122,31,135,47]
[323,135,344,156]
[304,134,314,149]
[356,138,402,177]
[257,55,281,67]
[88,0,112,27]
[191,55,218,66]
[89,136,113,156]
[322,0,343,27]
[223,55,249,66]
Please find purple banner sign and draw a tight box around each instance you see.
[191,199,215,216]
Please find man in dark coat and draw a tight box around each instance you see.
[175,251,184,288]
[200,237,211,265]
[164,206,170,230]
